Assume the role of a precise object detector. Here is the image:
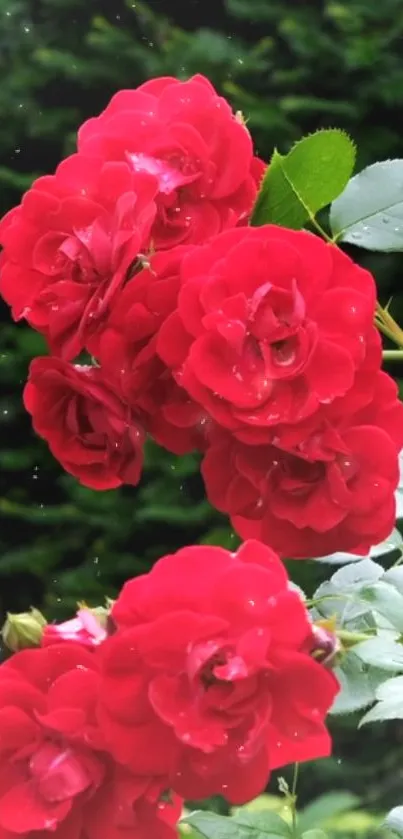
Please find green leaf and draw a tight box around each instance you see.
[184,810,292,839]
[331,652,380,715]
[359,675,403,725]
[312,558,383,625]
[353,637,403,671]
[330,558,383,588]
[375,675,403,701]
[298,792,359,834]
[301,832,328,839]
[385,806,403,836]
[251,129,355,228]
[239,794,290,818]
[311,579,369,624]
[360,582,403,632]
[383,566,403,595]
[330,160,403,251]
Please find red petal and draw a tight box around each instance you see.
[0,780,70,833]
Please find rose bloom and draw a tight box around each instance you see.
[0,643,181,839]
[24,356,145,490]
[0,156,157,360]
[157,226,378,441]
[98,540,338,804]
[94,246,210,455]
[202,372,403,558]
[78,74,265,249]
[42,609,107,650]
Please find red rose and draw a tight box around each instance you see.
[202,373,403,558]
[94,246,211,454]
[0,643,181,839]
[157,226,378,441]
[98,540,338,804]
[42,609,107,649]
[0,156,157,360]
[78,75,265,249]
[24,357,145,490]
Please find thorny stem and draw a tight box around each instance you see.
[290,763,299,837]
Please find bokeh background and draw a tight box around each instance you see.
[1,0,403,832]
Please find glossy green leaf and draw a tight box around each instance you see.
[330,160,403,250]
[251,129,355,228]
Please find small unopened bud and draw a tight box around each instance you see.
[304,619,341,667]
[2,608,47,652]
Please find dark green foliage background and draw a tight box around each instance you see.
[1,0,403,816]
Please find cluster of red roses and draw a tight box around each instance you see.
[1,73,402,559]
[0,541,339,839]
